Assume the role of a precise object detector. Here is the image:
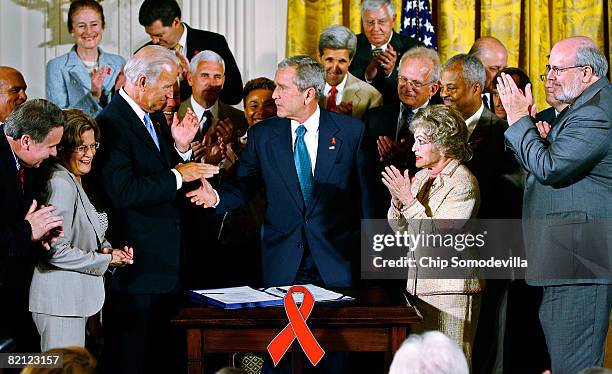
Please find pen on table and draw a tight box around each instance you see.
[275,287,288,294]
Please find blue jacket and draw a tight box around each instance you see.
[46,46,125,117]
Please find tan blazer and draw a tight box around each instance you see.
[29,163,111,317]
[319,73,383,119]
[387,159,482,296]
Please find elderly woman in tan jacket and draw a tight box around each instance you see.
[382,104,481,365]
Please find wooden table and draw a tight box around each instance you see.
[172,287,422,373]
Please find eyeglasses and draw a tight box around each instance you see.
[544,64,585,77]
[73,142,100,154]
[398,76,434,88]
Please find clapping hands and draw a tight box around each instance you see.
[102,246,134,267]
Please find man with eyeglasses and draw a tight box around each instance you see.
[349,0,420,105]
[499,36,612,374]
[534,69,570,136]
[362,46,440,217]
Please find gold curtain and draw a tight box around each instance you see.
[286,0,610,110]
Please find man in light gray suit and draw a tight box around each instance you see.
[499,36,612,374]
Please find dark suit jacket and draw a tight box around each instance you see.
[178,97,248,143]
[535,106,557,124]
[465,107,522,218]
[0,126,37,348]
[140,24,243,105]
[95,94,185,294]
[349,32,421,104]
[0,127,33,287]
[216,109,375,287]
[362,103,417,217]
[505,77,612,285]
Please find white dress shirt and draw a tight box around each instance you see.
[291,107,320,175]
[119,89,191,189]
[465,103,485,138]
[190,96,218,130]
[323,73,349,106]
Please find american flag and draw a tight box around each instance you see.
[399,0,437,49]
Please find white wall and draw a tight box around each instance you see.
[0,0,288,101]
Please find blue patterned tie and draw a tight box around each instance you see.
[294,125,313,205]
[143,113,160,150]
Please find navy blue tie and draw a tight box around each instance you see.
[294,125,313,205]
[143,113,160,150]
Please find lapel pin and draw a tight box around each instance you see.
[329,137,336,149]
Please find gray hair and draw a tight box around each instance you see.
[578,369,612,374]
[389,331,469,374]
[4,99,65,142]
[190,50,226,75]
[410,104,472,162]
[124,45,178,85]
[318,25,357,59]
[444,53,486,89]
[575,46,609,77]
[277,55,325,98]
[361,0,395,18]
[399,46,442,82]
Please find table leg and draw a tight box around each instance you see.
[291,344,304,374]
[384,326,407,370]
[187,328,204,374]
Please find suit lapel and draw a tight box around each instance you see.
[116,95,167,164]
[309,110,341,212]
[469,108,492,147]
[67,50,92,92]
[267,119,305,211]
[344,74,363,109]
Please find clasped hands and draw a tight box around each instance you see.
[365,44,397,81]
[381,165,414,210]
[377,136,410,163]
[101,246,134,267]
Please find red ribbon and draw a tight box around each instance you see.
[267,285,325,366]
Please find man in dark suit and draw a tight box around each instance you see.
[178,50,248,146]
[1,99,65,353]
[138,0,243,104]
[500,36,612,374]
[362,46,441,217]
[96,46,218,374]
[440,54,522,374]
[440,54,520,219]
[348,0,420,104]
[468,36,508,112]
[187,55,374,289]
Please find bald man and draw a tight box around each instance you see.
[0,66,28,123]
[499,36,612,374]
[469,37,508,111]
